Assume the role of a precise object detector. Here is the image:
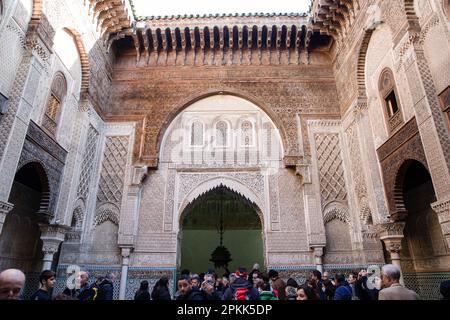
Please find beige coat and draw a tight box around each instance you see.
[378,283,420,300]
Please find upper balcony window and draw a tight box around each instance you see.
[379,68,403,133]
[42,72,67,137]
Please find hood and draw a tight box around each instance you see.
[231,277,252,289]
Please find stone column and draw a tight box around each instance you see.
[431,198,450,249]
[118,247,131,300]
[377,222,406,285]
[296,164,327,255]
[118,166,147,248]
[312,246,324,273]
[39,224,70,271]
[0,201,13,236]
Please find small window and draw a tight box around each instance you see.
[379,68,403,133]
[385,91,399,117]
[240,120,254,146]
[215,121,228,147]
[43,72,67,136]
[190,121,204,146]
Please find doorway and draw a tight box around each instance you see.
[179,186,264,275]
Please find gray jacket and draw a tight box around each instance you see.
[378,283,420,300]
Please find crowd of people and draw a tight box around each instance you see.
[0,269,115,300]
[0,263,449,301]
[170,264,430,301]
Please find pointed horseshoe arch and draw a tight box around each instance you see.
[178,176,266,230]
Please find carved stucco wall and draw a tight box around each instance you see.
[0,0,32,97]
[308,119,374,265]
[133,95,311,267]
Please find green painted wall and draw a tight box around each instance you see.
[181,229,264,274]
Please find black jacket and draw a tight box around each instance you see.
[134,290,151,300]
[30,289,50,301]
[176,287,205,301]
[63,285,95,300]
[151,286,171,300]
[95,279,114,300]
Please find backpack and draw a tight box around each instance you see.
[89,283,99,300]
[234,287,250,300]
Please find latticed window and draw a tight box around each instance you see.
[46,95,60,121]
[240,120,254,146]
[215,121,228,147]
[190,121,204,146]
[43,72,67,136]
[379,68,403,133]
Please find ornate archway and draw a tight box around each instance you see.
[398,160,449,274]
[0,161,51,273]
[178,183,265,274]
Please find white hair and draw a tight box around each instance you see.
[382,264,401,281]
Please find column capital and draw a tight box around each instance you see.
[432,198,450,249]
[375,221,405,240]
[0,201,14,214]
[0,201,14,235]
[39,223,70,254]
[42,240,61,255]
[295,164,312,185]
[39,223,71,240]
[311,246,324,258]
[120,246,133,258]
[131,166,148,186]
[0,201,13,222]
[431,198,450,216]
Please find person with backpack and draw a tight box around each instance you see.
[222,267,260,301]
[333,273,353,300]
[92,272,115,300]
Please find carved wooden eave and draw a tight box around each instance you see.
[84,0,134,37]
[104,13,334,61]
[310,0,360,48]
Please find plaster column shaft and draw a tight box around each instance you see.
[119,248,131,300]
